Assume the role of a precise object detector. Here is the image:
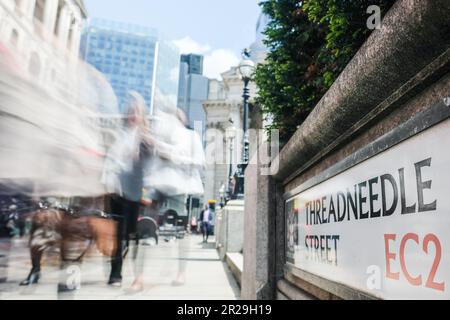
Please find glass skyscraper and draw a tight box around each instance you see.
[177,54,209,132]
[80,18,180,114]
[181,54,203,75]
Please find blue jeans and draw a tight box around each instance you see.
[201,222,210,239]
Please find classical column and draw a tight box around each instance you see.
[25,0,37,20]
[3,0,15,11]
[17,0,28,14]
[57,5,71,48]
[43,0,59,34]
[69,20,81,55]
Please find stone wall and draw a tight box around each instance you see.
[242,153,275,299]
[243,0,450,300]
[215,200,244,260]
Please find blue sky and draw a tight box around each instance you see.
[84,0,263,79]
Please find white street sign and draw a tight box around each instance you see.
[286,119,450,299]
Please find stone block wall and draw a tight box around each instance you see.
[243,0,450,300]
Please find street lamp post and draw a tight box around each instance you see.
[219,184,226,208]
[232,49,255,199]
[226,125,236,202]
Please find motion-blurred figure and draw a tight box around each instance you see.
[155,107,205,287]
[20,201,117,289]
[1,33,120,293]
[0,40,118,198]
[102,91,152,289]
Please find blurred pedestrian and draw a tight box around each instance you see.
[102,91,152,288]
[147,107,205,287]
[190,216,198,234]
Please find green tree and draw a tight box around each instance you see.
[255,0,395,143]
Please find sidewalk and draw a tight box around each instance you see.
[0,235,240,300]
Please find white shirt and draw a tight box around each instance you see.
[203,209,210,222]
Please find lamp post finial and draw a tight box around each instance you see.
[242,48,251,59]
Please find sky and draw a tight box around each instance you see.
[84,0,263,79]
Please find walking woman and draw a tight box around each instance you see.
[103,91,152,288]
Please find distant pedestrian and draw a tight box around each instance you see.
[190,216,198,234]
[199,205,213,243]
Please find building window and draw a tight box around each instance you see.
[14,0,24,13]
[67,21,75,50]
[34,0,45,23]
[10,29,19,47]
[28,52,41,78]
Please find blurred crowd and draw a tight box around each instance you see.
[0,38,205,293]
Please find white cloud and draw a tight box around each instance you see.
[173,36,211,55]
[173,37,239,80]
[203,49,240,80]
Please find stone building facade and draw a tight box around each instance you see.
[202,12,268,204]
[202,67,258,204]
[0,0,87,87]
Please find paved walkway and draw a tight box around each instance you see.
[0,235,240,300]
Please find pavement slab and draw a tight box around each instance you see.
[0,235,240,300]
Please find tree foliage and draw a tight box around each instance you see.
[255,0,395,143]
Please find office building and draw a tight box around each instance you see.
[177,53,209,131]
[181,53,203,75]
[80,18,180,114]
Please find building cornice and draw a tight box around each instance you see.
[203,100,241,108]
[75,0,88,18]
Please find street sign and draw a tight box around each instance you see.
[286,119,450,299]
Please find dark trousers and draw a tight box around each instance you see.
[201,222,210,240]
[109,196,140,281]
[0,238,11,283]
